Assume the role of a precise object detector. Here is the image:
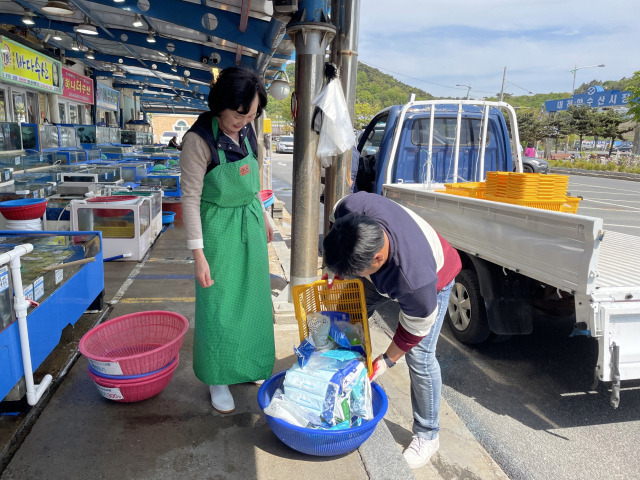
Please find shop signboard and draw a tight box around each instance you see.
[96,82,119,111]
[0,36,62,94]
[62,68,94,104]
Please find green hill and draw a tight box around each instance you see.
[265,62,639,127]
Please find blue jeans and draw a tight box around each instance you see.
[363,279,454,440]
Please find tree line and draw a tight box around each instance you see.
[265,64,640,155]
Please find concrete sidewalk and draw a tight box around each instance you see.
[0,198,508,480]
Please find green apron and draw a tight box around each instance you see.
[193,118,275,385]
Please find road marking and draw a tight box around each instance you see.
[571,183,640,194]
[580,198,640,212]
[119,297,195,304]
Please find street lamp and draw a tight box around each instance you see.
[570,64,605,95]
[456,84,472,100]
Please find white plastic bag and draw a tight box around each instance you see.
[312,80,356,167]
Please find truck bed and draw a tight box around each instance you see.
[595,230,640,290]
[383,183,605,296]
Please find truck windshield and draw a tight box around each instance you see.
[411,118,491,147]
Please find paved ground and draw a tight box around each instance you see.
[0,200,508,480]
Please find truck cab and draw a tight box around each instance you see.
[357,101,520,194]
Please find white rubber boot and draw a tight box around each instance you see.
[210,385,235,414]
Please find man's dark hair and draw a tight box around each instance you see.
[323,213,385,277]
[208,66,267,117]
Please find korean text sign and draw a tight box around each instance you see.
[62,68,94,104]
[0,36,62,94]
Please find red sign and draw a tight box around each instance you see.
[62,67,93,104]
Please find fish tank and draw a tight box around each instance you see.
[54,150,86,165]
[120,130,136,145]
[58,126,78,148]
[87,149,102,162]
[124,120,151,133]
[74,199,150,239]
[0,232,101,318]
[21,123,38,151]
[39,125,60,150]
[119,163,150,183]
[139,173,181,196]
[20,152,56,172]
[75,125,96,145]
[0,122,23,152]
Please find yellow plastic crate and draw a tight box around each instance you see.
[561,196,581,214]
[443,182,486,199]
[485,195,566,211]
[292,279,373,376]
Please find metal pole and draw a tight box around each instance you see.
[288,2,336,289]
[572,65,577,95]
[255,115,265,189]
[499,66,506,102]
[324,0,360,239]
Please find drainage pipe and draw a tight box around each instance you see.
[0,244,53,406]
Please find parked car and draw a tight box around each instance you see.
[160,131,179,145]
[519,155,549,174]
[612,145,633,153]
[276,135,294,153]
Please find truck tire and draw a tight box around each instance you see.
[446,269,491,344]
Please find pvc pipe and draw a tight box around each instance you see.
[103,253,132,262]
[1,244,53,406]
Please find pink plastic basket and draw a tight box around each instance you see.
[88,356,180,402]
[79,311,189,376]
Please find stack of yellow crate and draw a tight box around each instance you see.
[440,173,581,214]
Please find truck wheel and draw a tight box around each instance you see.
[446,269,491,344]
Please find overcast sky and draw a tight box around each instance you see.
[357,0,639,99]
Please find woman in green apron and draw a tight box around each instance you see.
[180,66,275,413]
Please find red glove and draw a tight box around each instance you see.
[321,271,343,289]
[369,355,388,382]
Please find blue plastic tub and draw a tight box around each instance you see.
[257,370,388,456]
[162,211,176,225]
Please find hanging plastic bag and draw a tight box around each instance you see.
[312,79,356,167]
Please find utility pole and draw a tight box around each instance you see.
[456,84,472,100]
[499,66,507,102]
[288,1,336,289]
[324,0,360,241]
[570,63,605,95]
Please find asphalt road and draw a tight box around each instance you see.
[268,154,640,480]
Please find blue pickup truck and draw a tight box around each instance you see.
[354,99,640,407]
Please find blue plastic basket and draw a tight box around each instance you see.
[0,198,47,207]
[162,211,176,225]
[257,370,388,456]
[88,357,176,380]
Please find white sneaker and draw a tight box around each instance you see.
[210,385,235,414]
[403,435,439,469]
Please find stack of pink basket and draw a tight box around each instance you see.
[79,311,189,402]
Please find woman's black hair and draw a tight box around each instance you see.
[208,66,267,117]
[323,213,385,277]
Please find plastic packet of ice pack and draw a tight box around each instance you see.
[264,388,322,428]
[293,337,316,367]
[350,363,373,420]
[306,312,337,351]
[329,318,366,356]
